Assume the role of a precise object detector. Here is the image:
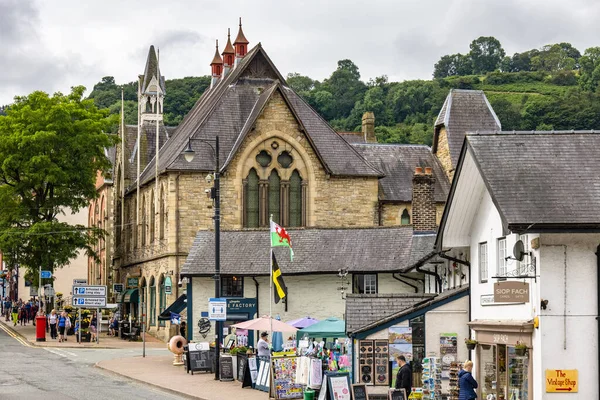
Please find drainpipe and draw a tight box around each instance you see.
[596,244,600,392]
[392,273,419,293]
[377,201,383,226]
[439,251,471,359]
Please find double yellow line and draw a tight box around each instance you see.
[0,323,35,348]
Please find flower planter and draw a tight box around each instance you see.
[466,342,477,351]
[515,347,527,356]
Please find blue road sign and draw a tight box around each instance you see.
[41,271,52,279]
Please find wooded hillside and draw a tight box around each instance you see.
[86,37,600,144]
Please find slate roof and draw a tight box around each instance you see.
[349,285,469,334]
[138,43,382,186]
[353,144,450,202]
[433,89,500,171]
[181,226,424,276]
[345,293,435,334]
[464,131,600,232]
[338,132,366,144]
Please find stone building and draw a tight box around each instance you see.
[94,21,501,342]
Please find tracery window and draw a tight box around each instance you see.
[243,144,306,228]
[150,190,155,243]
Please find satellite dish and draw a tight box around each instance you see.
[513,240,525,261]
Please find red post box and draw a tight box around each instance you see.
[36,315,46,342]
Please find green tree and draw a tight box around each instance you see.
[530,44,578,72]
[469,36,506,74]
[319,60,367,120]
[433,54,473,78]
[286,73,318,94]
[579,47,600,91]
[0,87,117,287]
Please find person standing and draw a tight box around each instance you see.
[458,360,478,400]
[48,309,58,340]
[395,355,412,398]
[257,332,270,358]
[57,311,68,343]
[11,301,18,326]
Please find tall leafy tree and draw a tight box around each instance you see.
[531,44,579,72]
[433,54,473,78]
[0,87,117,287]
[319,59,367,121]
[579,47,600,91]
[469,36,506,74]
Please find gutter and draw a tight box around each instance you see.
[439,250,471,359]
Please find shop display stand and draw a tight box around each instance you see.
[508,354,528,400]
[448,362,463,400]
[422,356,442,400]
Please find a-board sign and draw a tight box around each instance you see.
[248,357,259,383]
[219,355,234,381]
[271,356,303,399]
[352,384,369,400]
[185,344,213,374]
[255,357,271,392]
[326,372,351,400]
[237,355,247,382]
[388,389,407,400]
[317,375,328,400]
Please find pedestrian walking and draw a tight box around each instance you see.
[48,309,58,339]
[57,311,68,343]
[90,312,98,342]
[458,360,478,400]
[395,355,413,398]
[11,302,18,326]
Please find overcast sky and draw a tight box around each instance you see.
[2,0,600,106]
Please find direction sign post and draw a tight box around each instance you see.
[40,271,52,279]
[72,286,107,297]
[72,297,107,307]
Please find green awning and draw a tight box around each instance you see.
[158,294,187,320]
[118,288,139,303]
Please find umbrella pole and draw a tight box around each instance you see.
[270,247,273,336]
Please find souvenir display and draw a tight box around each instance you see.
[422,356,442,400]
[272,356,303,399]
[448,361,463,400]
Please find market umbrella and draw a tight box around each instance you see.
[297,317,346,338]
[287,316,320,329]
[272,316,284,351]
[231,315,298,333]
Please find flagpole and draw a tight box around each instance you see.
[269,215,273,337]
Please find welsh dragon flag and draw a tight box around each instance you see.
[270,220,294,261]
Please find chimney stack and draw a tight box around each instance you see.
[362,112,376,143]
[234,17,249,66]
[222,28,235,77]
[412,167,437,232]
[210,40,223,88]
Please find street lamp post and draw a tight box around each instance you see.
[183,135,221,381]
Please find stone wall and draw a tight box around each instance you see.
[381,203,445,226]
[435,127,454,181]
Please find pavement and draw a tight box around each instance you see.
[0,317,269,400]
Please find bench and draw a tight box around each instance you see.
[121,326,141,341]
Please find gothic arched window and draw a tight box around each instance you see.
[244,168,260,228]
[289,170,303,227]
[401,209,411,225]
[150,190,155,243]
[268,170,281,225]
[159,186,165,240]
[141,195,147,246]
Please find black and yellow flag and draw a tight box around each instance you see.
[272,252,288,304]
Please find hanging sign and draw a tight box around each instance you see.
[165,276,172,294]
[494,281,530,303]
[127,277,139,288]
[545,369,578,393]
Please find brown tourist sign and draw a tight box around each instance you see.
[494,281,530,303]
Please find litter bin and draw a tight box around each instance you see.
[304,388,315,400]
[36,315,46,342]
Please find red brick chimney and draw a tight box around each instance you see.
[412,166,437,232]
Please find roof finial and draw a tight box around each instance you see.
[239,17,242,27]
[216,39,219,50]
[228,28,231,39]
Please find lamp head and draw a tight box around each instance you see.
[183,139,195,163]
[205,173,213,184]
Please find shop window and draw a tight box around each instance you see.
[401,209,410,225]
[149,277,156,326]
[479,242,488,283]
[409,315,425,382]
[159,276,166,327]
[479,344,529,400]
[221,276,244,297]
[353,274,377,294]
[497,238,507,276]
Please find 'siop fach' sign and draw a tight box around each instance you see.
[494,281,529,303]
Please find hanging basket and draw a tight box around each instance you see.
[466,342,477,350]
[515,347,527,356]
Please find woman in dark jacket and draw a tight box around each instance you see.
[458,360,478,400]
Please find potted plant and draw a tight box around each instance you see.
[230,346,249,381]
[465,338,478,350]
[515,341,528,356]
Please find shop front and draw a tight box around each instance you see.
[223,298,257,348]
[469,321,533,400]
[117,288,139,320]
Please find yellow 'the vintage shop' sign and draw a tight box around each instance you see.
[545,369,578,393]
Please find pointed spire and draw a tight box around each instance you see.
[211,40,223,65]
[234,17,249,45]
[222,28,235,75]
[142,45,163,94]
